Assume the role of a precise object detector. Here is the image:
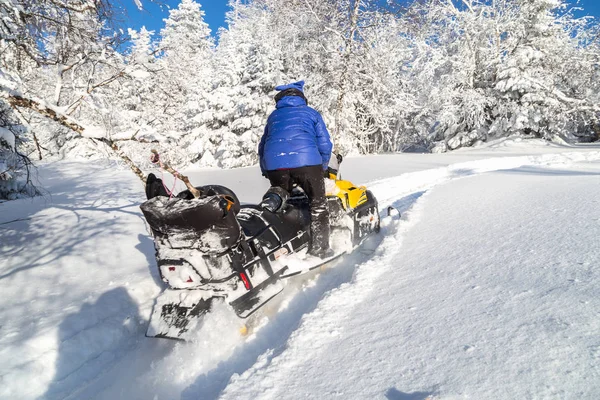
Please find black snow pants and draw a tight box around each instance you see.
[266,165,330,253]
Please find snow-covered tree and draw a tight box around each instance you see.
[396,0,501,151]
[256,0,417,154]
[191,0,284,168]
[116,27,162,141]
[491,0,600,142]
[2,0,599,188]
[0,102,38,199]
[156,0,215,138]
[400,0,600,152]
[0,0,151,198]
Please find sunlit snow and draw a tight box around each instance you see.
[1,139,599,399]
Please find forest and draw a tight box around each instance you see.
[1,0,599,199]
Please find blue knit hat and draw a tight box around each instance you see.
[275,80,305,93]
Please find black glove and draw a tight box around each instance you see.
[325,167,338,179]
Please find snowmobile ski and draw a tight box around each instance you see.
[230,267,288,318]
[280,251,346,278]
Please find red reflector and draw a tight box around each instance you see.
[239,272,251,290]
[186,276,193,283]
[169,267,176,271]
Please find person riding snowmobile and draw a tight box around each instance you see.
[258,80,334,259]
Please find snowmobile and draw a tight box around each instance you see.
[141,155,381,340]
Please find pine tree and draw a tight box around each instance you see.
[191,0,284,168]
[491,0,598,140]
[118,27,165,142]
[157,0,215,138]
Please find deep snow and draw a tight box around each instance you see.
[1,138,599,399]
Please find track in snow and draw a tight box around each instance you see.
[156,150,600,400]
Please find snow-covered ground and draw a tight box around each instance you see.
[1,138,599,399]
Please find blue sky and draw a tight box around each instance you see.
[123,0,600,39]
[574,0,600,19]
[123,0,230,37]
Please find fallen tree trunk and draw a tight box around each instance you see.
[3,88,147,184]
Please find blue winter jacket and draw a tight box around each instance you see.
[258,96,332,173]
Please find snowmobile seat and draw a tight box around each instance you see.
[140,195,241,253]
[177,184,241,215]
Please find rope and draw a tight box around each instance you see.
[150,150,201,199]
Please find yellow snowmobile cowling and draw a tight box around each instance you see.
[324,171,380,248]
[327,179,369,210]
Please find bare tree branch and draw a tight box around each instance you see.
[3,87,147,183]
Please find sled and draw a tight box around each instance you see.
[141,157,381,340]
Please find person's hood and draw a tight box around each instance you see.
[275,96,307,109]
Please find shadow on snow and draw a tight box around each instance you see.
[43,287,142,400]
[385,387,437,400]
[0,162,155,373]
